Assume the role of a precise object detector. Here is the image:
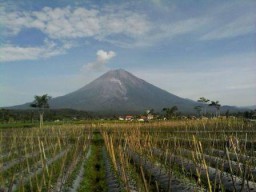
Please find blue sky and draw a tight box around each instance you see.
[0,0,255,107]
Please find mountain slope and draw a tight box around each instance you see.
[49,69,197,112]
[9,69,246,114]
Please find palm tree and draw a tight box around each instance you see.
[208,101,221,117]
[30,94,51,128]
[197,97,210,116]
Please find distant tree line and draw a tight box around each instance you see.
[1,94,254,124]
[0,107,254,123]
[0,108,95,123]
[243,110,256,119]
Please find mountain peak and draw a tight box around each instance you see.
[110,68,127,72]
[46,69,198,113]
[104,68,131,77]
[99,69,137,83]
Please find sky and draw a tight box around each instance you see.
[0,0,255,107]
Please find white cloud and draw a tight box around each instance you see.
[0,2,255,57]
[163,18,209,36]
[200,11,256,40]
[0,5,153,51]
[1,6,150,40]
[1,2,255,51]
[143,17,209,45]
[0,39,70,62]
[84,50,116,71]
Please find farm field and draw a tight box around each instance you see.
[0,119,256,192]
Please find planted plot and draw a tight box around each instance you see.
[77,132,107,192]
[0,126,91,192]
[0,119,256,191]
[64,146,91,191]
[102,131,145,192]
[100,119,256,192]
[127,149,202,191]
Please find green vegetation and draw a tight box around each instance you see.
[78,133,107,192]
[162,106,178,119]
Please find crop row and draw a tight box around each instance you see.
[100,121,256,192]
[102,130,204,191]
[0,125,91,192]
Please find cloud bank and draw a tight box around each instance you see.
[1,6,150,40]
[1,2,255,62]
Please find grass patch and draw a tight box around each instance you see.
[78,133,107,192]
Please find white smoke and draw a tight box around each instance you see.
[85,50,116,71]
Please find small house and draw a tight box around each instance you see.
[125,115,133,121]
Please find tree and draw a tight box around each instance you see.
[225,110,230,119]
[0,109,8,122]
[170,106,178,117]
[30,94,51,128]
[194,106,202,117]
[162,106,178,119]
[208,101,221,117]
[197,97,210,116]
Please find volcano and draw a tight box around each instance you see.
[46,69,198,113]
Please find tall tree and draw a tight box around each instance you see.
[197,97,210,116]
[30,94,51,128]
[0,109,7,122]
[225,110,230,119]
[194,106,202,117]
[208,101,221,117]
[162,106,178,119]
